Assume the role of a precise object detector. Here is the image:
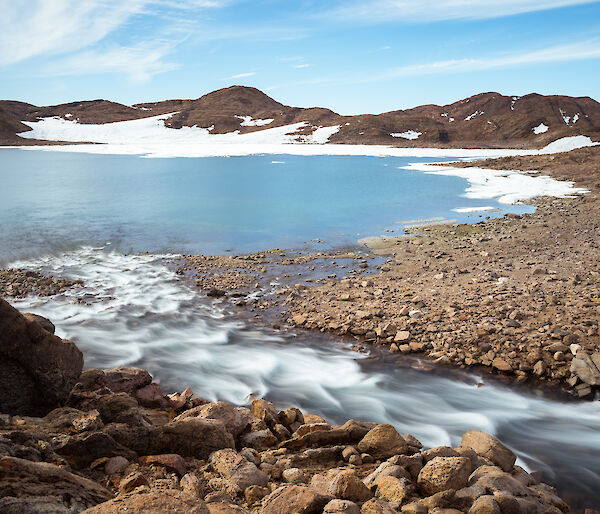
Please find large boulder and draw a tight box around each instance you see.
[0,298,83,416]
[175,401,248,437]
[461,431,516,472]
[0,456,112,512]
[357,424,407,459]
[417,456,471,495]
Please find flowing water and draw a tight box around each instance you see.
[2,149,599,508]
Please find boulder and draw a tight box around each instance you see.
[251,399,278,427]
[52,431,135,468]
[139,454,187,476]
[361,497,398,513]
[209,449,269,493]
[468,496,501,514]
[417,457,471,495]
[259,485,330,514]
[0,456,112,512]
[103,367,152,394]
[324,499,360,513]
[240,429,278,451]
[461,431,516,472]
[364,462,412,489]
[0,298,83,416]
[104,456,129,475]
[357,424,407,459]
[375,475,414,504]
[327,470,373,502]
[23,312,55,333]
[570,353,600,386]
[82,489,209,513]
[175,401,248,437]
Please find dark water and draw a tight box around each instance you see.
[0,149,532,263]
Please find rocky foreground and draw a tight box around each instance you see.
[183,146,600,399]
[0,297,574,513]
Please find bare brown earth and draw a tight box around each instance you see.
[183,146,600,398]
[2,86,599,147]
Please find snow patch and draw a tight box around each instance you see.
[465,110,484,121]
[64,113,73,118]
[539,135,598,154]
[391,130,422,140]
[405,162,588,205]
[533,123,549,134]
[236,115,274,127]
[511,96,520,111]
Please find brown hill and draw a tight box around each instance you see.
[1,87,599,148]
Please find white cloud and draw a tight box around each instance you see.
[292,64,310,69]
[388,39,600,76]
[0,0,227,67]
[48,42,179,84]
[230,72,257,79]
[325,0,598,23]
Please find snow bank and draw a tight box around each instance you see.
[532,123,548,134]
[404,162,588,205]
[12,115,598,160]
[236,115,274,127]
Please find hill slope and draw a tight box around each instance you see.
[2,86,599,148]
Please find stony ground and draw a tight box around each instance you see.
[184,146,600,398]
[0,268,82,298]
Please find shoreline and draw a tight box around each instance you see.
[178,146,600,398]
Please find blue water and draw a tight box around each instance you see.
[0,149,531,263]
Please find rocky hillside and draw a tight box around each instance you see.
[0,298,573,512]
[1,86,599,148]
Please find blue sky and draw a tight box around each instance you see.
[1,0,599,114]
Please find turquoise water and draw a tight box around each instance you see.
[0,149,531,263]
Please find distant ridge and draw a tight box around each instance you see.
[1,86,599,148]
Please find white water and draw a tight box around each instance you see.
[7,248,600,504]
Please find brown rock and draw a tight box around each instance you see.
[252,398,279,427]
[210,448,269,492]
[104,456,129,475]
[135,383,171,409]
[375,475,414,504]
[327,470,373,502]
[174,401,248,437]
[259,485,330,514]
[0,298,83,416]
[23,312,55,333]
[139,453,186,476]
[83,489,209,513]
[119,471,149,493]
[104,367,152,394]
[461,431,516,472]
[240,429,278,451]
[417,457,471,495]
[358,424,407,459]
[468,496,501,514]
[0,456,112,511]
[361,497,398,513]
[324,499,361,513]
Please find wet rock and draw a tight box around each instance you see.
[461,431,516,472]
[417,456,471,495]
[0,456,112,511]
[83,489,209,513]
[210,448,269,493]
[0,298,83,416]
[358,424,407,459]
[259,485,330,514]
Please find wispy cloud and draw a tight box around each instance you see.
[387,38,600,76]
[48,41,180,84]
[292,63,310,69]
[323,0,598,23]
[0,0,227,67]
[230,72,256,79]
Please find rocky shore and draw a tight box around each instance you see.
[0,298,574,513]
[182,146,600,399]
